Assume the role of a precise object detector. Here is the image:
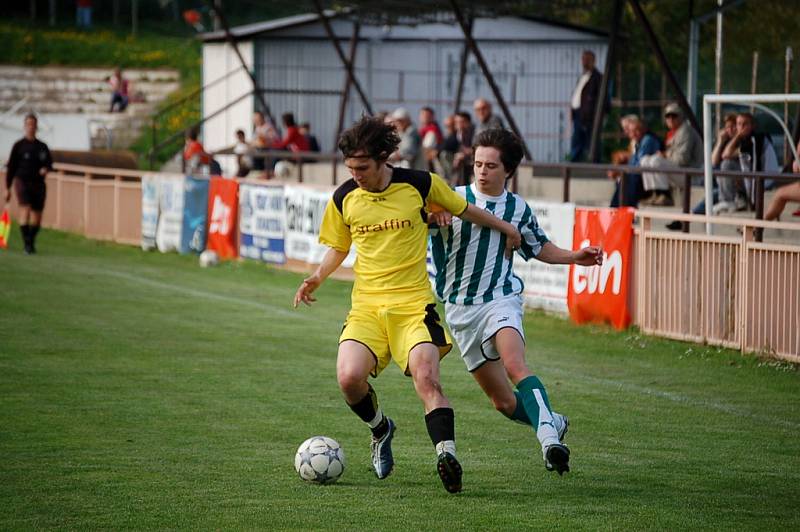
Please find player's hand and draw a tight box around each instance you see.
[573,246,603,266]
[504,227,522,258]
[293,275,321,308]
[428,209,452,226]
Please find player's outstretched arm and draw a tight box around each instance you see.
[293,247,349,307]
[459,203,522,252]
[536,242,603,266]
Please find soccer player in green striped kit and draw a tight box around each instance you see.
[430,128,603,475]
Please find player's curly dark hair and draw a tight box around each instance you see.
[338,115,400,161]
[473,128,525,178]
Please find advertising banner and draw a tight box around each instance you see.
[239,184,285,263]
[567,207,635,330]
[283,185,331,265]
[207,177,239,259]
[155,176,185,253]
[180,176,209,254]
[516,200,575,314]
[141,174,160,251]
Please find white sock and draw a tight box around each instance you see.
[435,440,456,457]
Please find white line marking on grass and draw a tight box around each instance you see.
[544,366,800,430]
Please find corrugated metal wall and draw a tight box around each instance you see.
[255,37,606,160]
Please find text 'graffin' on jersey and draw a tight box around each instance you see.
[354,219,412,235]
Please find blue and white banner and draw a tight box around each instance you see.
[239,184,285,263]
[516,200,575,314]
[155,176,185,253]
[141,174,160,251]
[180,176,209,254]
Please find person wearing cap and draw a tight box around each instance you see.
[639,102,703,206]
[388,107,424,170]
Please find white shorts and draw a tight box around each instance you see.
[444,295,525,372]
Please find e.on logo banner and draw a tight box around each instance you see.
[567,208,634,330]
[206,177,239,259]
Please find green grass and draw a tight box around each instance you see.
[1,228,799,530]
[1,20,201,168]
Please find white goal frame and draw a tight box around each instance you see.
[702,93,800,235]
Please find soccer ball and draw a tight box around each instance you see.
[294,436,345,484]
[274,160,293,179]
[198,249,219,268]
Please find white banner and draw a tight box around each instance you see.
[141,175,160,251]
[283,185,331,265]
[516,200,575,314]
[155,176,185,253]
[239,184,286,263]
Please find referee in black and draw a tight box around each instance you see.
[5,113,52,254]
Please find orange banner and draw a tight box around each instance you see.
[0,208,10,249]
[206,177,239,259]
[567,208,635,330]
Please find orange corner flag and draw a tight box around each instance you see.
[0,208,11,249]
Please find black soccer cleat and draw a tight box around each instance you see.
[544,443,570,476]
[436,452,463,493]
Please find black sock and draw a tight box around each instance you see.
[29,225,39,247]
[20,225,30,248]
[424,407,454,447]
[347,384,388,438]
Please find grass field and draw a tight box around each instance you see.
[2,228,799,530]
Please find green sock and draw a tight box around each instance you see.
[516,375,558,446]
[502,391,531,425]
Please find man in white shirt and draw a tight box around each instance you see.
[569,50,603,162]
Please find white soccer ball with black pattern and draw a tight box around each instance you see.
[294,436,345,484]
[198,249,219,268]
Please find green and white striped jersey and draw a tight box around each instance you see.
[430,184,549,305]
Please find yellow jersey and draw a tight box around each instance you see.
[320,166,468,304]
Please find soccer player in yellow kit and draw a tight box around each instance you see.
[293,116,522,493]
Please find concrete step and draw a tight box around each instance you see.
[0,65,179,83]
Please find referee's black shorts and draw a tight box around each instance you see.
[13,178,47,211]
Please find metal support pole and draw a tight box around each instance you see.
[703,96,714,235]
[454,16,472,112]
[784,47,793,164]
[715,0,723,132]
[589,0,623,163]
[682,173,691,233]
[207,1,276,127]
[312,0,373,115]
[628,0,701,134]
[332,22,361,185]
[750,51,759,114]
[686,19,699,110]
[450,0,532,161]
[561,167,570,202]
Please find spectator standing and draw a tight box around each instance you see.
[713,112,779,214]
[183,127,221,176]
[109,68,129,113]
[233,129,251,178]
[610,116,660,208]
[419,107,443,172]
[388,108,424,170]
[569,50,603,162]
[251,111,279,173]
[473,98,504,137]
[273,113,310,153]
[4,114,52,254]
[299,122,320,152]
[76,0,92,29]
[639,102,703,206]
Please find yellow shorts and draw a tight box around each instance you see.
[340,299,452,377]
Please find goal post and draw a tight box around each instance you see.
[702,93,800,235]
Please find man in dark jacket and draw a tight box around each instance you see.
[569,50,603,162]
[5,114,52,254]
